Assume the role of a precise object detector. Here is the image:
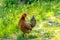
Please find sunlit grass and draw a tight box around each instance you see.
[0,0,60,40]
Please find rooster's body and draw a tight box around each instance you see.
[18,13,36,34]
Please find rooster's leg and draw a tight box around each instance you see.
[22,33,26,39]
[22,33,25,38]
[23,33,28,40]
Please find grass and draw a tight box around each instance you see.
[0,0,60,40]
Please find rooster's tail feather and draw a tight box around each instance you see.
[30,16,36,27]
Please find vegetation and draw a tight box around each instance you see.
[0,0,60,40]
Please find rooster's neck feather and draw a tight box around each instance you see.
[21,16,26,21]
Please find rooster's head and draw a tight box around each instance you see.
[21,13,28,20]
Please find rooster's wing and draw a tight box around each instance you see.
[24,22,32,30]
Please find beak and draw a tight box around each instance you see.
[26,14,30,20]
[27,14,30,17]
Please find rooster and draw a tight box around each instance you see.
[18,13,36,34]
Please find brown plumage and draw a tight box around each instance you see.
[18,13,36,34]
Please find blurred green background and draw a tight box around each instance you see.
[0,0,60,40]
